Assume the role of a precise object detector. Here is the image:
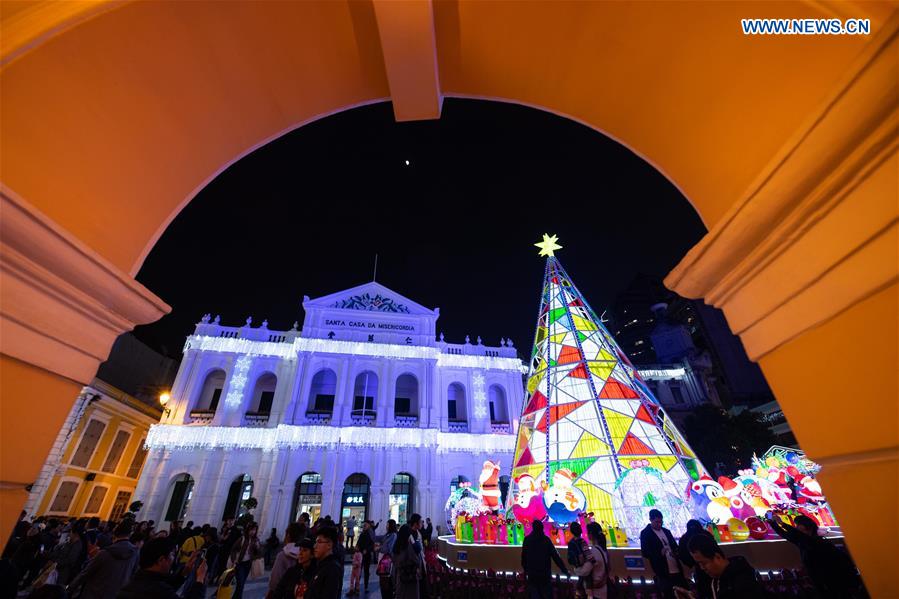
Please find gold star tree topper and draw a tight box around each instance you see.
[535,233,563,257]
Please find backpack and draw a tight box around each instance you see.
[569,537,589,567]
[376,553,393,576]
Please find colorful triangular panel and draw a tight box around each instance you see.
[619,432,655,455]
[524,390,548,414]
[599,378,640,398]
[536,402,587,433]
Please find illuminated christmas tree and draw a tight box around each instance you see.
[511,235,708,538]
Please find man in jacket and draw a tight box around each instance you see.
[270,537,317,599]
[768,514,862,597]
[688,534,769,599]
[47,528,83,585]
[422,518,433,547]
[521,520,569,599]
[356,521,377,592]
[677,520,715,599]
[639,510,688,599]
[117,537,207,599]
[68,521,139,599]
[307,527,342,599]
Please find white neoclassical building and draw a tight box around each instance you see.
[133,282,525,533]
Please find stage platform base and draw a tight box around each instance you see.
[437,534,846,578]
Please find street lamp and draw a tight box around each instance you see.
[159,391,172,419]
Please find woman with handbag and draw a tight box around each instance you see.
[573,522,614,599]
[392,524,422,599]
[229,523,262,599]
[376,520,398,599]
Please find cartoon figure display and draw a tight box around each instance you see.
[511,473,547,524]
[542,468,586,525]
[479,460,502,512]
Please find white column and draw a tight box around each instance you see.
[338,358,356,426]
[140,450,173,523]
[198,452,232,525]
[169,349,200,424]
[376,361,394,427]
[184,451,217,524]
[211,356,235,426]
[254,450,279,530]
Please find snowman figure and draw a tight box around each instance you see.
[543,469,586,524]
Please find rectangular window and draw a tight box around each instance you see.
[102,430,132,473]
[49,481,79,513]
[395,397,411,415]
[209,388,222,412]
[353,396,374,412]
[84,485,108,514]
[670,386,685,405]
[258,391,275,413]
[448,400,457,420]
[109,491,132,522]
[71,419,106,468]
[314,394,334,413]
[489,402,496,421]
[126,442,148,479]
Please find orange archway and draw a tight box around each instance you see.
[1,2,896,594]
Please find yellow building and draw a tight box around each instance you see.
[25,379,161,522]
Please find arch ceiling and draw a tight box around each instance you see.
[2,0,891,275]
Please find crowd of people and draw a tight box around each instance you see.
[516,509,864,599]
[637,509,864,599]
[1,510,437,599]
[3,506,864,599]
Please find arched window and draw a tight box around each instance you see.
[394,374,419,420]
[222,474,253,521]
[342,473,371,522]
[447,383,467,421]
[194,369,226,413]
[488,385,508,423]
[164,473,194,522]
[389,473,414,524]
[293,472,322,523]
[352,371,378,417]
[248,372,277,414]
[307,369,337,416]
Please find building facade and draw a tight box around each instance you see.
[133,283,525,532]
[24,379,160,521]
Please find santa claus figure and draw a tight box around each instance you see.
[479,460,502,511]
[512,473,547,524]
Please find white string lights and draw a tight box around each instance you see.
[184,335,525,373]
[145,423,517,454]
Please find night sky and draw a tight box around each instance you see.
[134,99,706,359]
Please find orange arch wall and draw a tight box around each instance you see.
[1,2,896,595]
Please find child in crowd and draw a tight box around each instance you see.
[348,549,363,596]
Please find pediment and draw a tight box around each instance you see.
[303,282,437,316]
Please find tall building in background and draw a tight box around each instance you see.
[608,274,786,439]
[23,334,175,521]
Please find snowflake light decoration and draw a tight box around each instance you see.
[472,371,488,419]
[224,354,253,408]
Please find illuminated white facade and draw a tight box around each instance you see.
[133,282,524,532]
